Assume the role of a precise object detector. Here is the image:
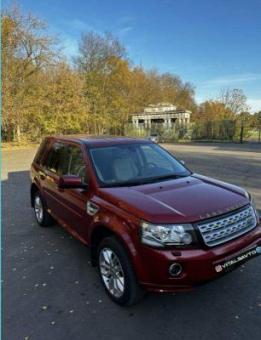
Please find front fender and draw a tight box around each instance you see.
[88,202,149,283]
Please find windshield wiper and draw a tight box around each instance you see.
[106,173,189,187]
[140,173,189,184]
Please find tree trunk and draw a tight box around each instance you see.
[15,124,21,143]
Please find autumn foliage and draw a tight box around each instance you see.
[2,8,259,143]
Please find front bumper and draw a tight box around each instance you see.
[137,221,261,292]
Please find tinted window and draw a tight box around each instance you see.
[45,143,88,183]
[45,143,69,175]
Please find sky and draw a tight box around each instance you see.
[4,0,261,112]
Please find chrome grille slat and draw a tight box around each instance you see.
[198,206,257,247]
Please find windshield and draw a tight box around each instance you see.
[89,143,191,187]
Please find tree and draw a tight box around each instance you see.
[192,101,235,140]
[194,100,234,121]
[252,111,261,142]
[2,7,55,142]
[75,31,127,73]
[75,32,129,134]
[218,89,251,143]
[23,63,89,139]
[159,73,196,111]
[219,88,249,114]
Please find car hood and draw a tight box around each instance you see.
[98,174,249,224]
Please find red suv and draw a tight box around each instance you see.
[31,136,261,305]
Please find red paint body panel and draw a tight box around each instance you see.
[31,136,261,293]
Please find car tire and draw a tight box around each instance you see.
[33,191,54,227]
[98,236,145,306]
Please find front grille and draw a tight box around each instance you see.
[197,205,257,247]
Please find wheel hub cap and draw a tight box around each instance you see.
[34,195,43,223]
[99,248,125,298]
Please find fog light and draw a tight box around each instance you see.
[169,263,183,277]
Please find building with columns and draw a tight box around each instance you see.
[132,103,191,130]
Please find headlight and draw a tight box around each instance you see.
[141,221,197,247]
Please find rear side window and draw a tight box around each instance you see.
[44,142,69,175]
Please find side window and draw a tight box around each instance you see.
[44,143,70,175]
[67,145,88,184]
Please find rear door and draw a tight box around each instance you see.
[40,141,69,218]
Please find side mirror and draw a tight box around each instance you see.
[180,160,185,165]
[58,175,87,189]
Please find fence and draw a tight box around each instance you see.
[124,120,261,143]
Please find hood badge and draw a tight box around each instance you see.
[199,201,245,220]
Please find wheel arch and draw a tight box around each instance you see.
[89,222,139,270]
[90,224,114,266]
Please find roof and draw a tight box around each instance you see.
[47,135,151,147]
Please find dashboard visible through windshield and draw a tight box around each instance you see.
[89,143,191,187]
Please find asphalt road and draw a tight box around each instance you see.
[2,142,261,340]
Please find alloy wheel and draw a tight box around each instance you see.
[99,247,125,298]
[34,195,44,223]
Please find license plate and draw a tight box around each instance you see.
[215,246,261,273]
